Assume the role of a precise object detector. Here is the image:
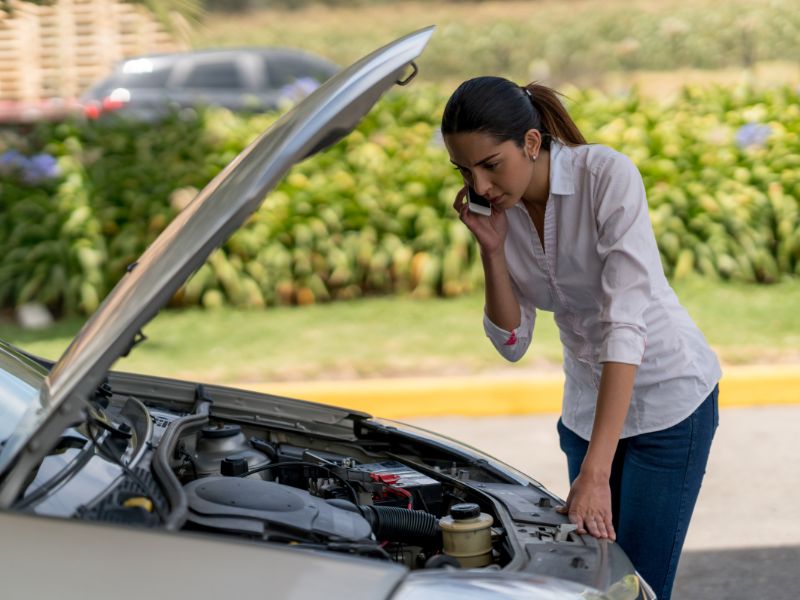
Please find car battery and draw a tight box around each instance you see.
[349,461,442,515]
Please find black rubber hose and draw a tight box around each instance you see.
[362,505,441,545]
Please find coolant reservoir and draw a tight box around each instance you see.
[439,502,494,568]
[194,423,271,479]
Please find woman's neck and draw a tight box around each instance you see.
[521,149,550,213]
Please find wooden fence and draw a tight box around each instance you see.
[0,0,187,103]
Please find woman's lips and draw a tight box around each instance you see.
[487,195,503,204]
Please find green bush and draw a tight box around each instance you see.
[1,83,798,315]
[569,84,800,282]
[1,110,257,314]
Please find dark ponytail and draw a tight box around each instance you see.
[441,76,586,150]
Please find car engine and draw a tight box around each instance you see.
[167,417,495,569]
[20,381,579,574]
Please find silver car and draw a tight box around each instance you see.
[0,28,654,600]
[80,47,338,120]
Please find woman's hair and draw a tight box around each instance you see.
[441,76,586,150]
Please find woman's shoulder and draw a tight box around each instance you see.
[568,142,637,176]
[562,144,643,198]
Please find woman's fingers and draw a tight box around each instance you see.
[605,514,616,541]
[557,508,605,538]
[567,507,587,535]
[558,475,616,540]
[452,185,507,255]
[573,511,612,538]
[573,515,587,535]
[453,187,475,227]
[558,494,587,535]
[452,186,468,212]
[557,501,614,540]
[588,516,606,538]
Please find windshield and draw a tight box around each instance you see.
[0,342,48,451]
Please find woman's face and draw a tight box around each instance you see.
[444,131,536,211]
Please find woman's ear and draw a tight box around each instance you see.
[524,129,542,159]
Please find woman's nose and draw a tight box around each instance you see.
[473,172,492,197]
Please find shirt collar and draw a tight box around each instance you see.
[548,139,574,196]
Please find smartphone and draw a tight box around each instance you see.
[467,186,492,216]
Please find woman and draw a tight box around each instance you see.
[442,76,721,600]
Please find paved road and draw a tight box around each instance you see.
[673,545,800,599]
[406,405,800,599]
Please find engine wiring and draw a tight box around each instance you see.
[387,485,413,510]
[176,445,199,479]
[370,472,414,509]
[239,460,364,514]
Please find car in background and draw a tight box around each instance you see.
[80,47,339,120]
[1,28,654,600]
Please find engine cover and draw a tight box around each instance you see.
[184,477,373,542]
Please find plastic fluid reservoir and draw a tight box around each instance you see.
[195,423,271,479]
[439,502,494,568]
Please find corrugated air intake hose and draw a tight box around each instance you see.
[326,499,441,545]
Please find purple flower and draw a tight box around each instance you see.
[0,149,25,173]
[735,122,772,149]
[0,150,59,184]
[23,153,60,184]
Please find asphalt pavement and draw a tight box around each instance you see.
[405,405,800,600]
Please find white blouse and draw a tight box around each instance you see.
[483,140,722,440]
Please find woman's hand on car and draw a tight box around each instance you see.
[556,471,616,541]
[452,186,508,256]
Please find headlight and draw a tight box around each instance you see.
[584,573,654,600]
[634,572,657,600]
[390,571,655,600]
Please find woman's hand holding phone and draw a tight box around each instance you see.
[466,186,492,216]
[452,186,509,256]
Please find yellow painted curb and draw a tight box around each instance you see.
[716,365,800,407]
[235,365,800,419]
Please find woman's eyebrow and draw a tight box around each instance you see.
[450,153,501,169]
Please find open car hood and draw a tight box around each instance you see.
[0,27,435,505]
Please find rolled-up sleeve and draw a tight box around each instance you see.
[482,279,536,362]
[593,153,657,365]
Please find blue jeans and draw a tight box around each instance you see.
[557,385,719,600]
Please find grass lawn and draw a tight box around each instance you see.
[2,277,799,384]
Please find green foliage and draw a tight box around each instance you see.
[0,110,238,314]
[195,0,800,82]
[1,82,799,315]
[569,84,800,283]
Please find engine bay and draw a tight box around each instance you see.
[156,401,509,570]
[19,378,583,574]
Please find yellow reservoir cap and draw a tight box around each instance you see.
[122,497,154,512]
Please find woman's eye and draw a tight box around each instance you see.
[484,162,498,171]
